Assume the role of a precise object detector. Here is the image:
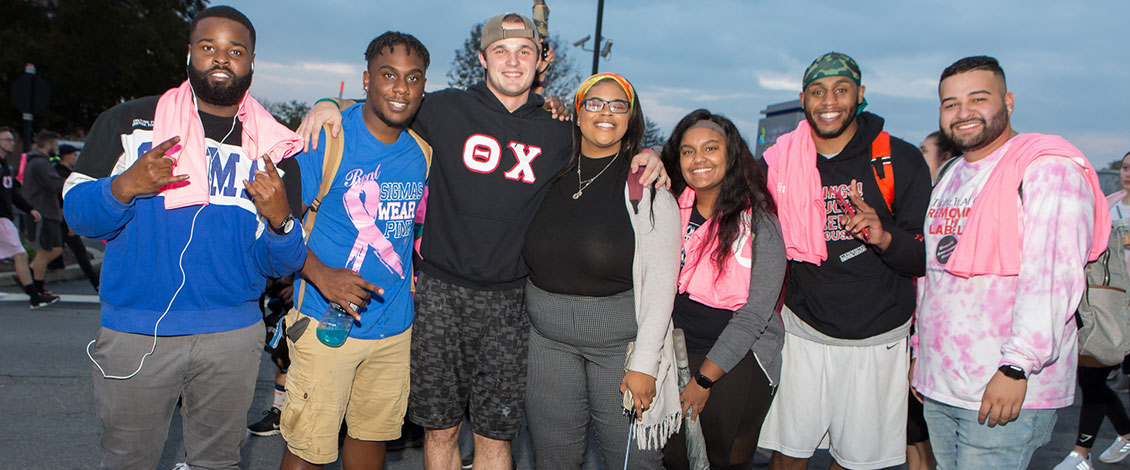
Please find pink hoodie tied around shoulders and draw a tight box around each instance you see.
[944,133,1110,277]
[151,80,304,210]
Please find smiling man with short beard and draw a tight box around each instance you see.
[759,52,932,470]
[912,55,1111,470]
[62,6,306,469]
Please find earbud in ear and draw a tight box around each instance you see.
[187,54,191,67]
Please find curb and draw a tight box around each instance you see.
[0,246,103,287]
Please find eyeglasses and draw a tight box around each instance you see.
[581,97,630,114]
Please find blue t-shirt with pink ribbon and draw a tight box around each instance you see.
[295,104,426,339]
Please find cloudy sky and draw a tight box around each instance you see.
[230,0,1129,167]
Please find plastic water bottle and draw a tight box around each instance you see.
[316,303,353,347]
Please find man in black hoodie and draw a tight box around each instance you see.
[299,12,665,470]
[23,130,66,299]
[758,52,930,470]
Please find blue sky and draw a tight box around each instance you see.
[231,0,1130,167]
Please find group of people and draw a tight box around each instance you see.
[0,127,98,309]
[60,4,1118,470]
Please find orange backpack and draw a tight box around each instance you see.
[870,131,895,213]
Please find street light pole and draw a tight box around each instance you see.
[591,0,604,75]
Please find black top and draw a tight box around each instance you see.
[524,154,634,296]
[0,158,33,220]
[198,110,244,145]
[411,82,573,290]
[672,206,733,352]
[773,112,932,339]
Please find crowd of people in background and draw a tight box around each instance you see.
[11,3,1124,470]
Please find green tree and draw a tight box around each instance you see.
[643,117,667,149]
[262,99,310,131]
[447,23,582,101]
[0,0,208,138]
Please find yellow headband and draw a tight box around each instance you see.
[574,72,635,116]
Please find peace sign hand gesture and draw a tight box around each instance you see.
[840,179,892,251]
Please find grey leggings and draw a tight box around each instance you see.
[523,282,663,469]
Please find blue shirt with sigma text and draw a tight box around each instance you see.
[295,104,427,340]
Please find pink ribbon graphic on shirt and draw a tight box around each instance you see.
[343,169,404,278]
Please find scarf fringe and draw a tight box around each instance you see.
[633,410,682,451]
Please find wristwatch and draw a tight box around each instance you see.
[998,364,1026,380]
[270,215,296,235]
[694,372,715,389]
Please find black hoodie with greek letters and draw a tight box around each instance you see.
[411,82,572,290]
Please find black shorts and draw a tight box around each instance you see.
[37,219,64,250]
[907,389,930,444]
[408,271,528,440]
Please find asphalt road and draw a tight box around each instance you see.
[0,280,1124,469]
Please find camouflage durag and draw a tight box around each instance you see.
[802,52,868,114]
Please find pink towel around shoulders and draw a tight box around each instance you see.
[944,133,1111,277]
[763,120,826,265]
[151,80,304,210]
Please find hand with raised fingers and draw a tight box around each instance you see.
[111,136,188,203]
[841,179,891,251]
[243,157,289,230]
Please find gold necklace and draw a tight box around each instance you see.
[572,152,620,199]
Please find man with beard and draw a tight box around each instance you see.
[758,52,931,470]
[276,31,430,470]
[62,6,305,469]
[24,130,66,296]
[911,55,1109,469]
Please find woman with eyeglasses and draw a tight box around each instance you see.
[522,73,681,469]
[659,109,786,470]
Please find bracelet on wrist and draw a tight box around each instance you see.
[314,98,339,109]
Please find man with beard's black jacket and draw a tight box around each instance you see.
[756,52,931,470]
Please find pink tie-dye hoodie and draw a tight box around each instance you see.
[913,134,1098,410]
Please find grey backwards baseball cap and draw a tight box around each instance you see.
[480,13,541,51]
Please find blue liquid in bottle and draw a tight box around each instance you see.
[316,302,353,347]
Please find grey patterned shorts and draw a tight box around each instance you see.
[408,271,529,440]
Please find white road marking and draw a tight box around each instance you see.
[0,292,100,303]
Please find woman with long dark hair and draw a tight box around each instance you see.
[659,109,786,470]
[523,73,682,469]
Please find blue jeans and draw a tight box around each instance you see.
[923,398,1057,470]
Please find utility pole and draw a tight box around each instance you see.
[591,0,604,75]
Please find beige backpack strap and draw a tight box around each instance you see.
[405,128,431,295]
[295,124,346,309]
[407,128,432,178]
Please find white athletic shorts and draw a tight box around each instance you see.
[0,218,26,259]
[758,332,909,469]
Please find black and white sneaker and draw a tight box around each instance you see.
[247,407,281,436]
[30,292,59,309]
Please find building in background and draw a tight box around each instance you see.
[754,100,804,160]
